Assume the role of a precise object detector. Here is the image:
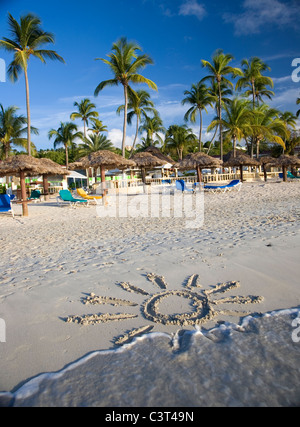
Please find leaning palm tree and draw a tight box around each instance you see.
[201,49,242,161]
[208,98,252,157]
[0,13,65,155]
[117,89,157,156]
[0,104,38,159]
[94,37,157,157]
[182,82,214,152]
[236,57,274,108]
[70,98,99,138]
[48,122,82,169]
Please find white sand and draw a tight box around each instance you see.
[0,180,300,405]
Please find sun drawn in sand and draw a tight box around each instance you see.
[66,273,263,345]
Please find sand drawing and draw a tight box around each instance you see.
[66,273,264,344]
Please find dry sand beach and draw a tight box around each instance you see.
[0,180,300,406]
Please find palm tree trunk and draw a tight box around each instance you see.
[122,84,128,158]
[218,81,223,162]
[65,144,69,169]
[199,108,203,152]
[24,66,31,156]
[207,126,218,155]
[252,80,256,109]
[130,114,139,158]
[84,120,87,138]
[233,135,237,158]
[256,138,260,159]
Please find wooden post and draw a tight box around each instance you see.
[43,175,50,201]
[196,166,202,185]
[282,166,287,182]
[101,165,107,196]
[20,171,28,217]
[240,166,244,183]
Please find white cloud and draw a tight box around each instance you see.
[179,0,206,21]
[223,0,300,36]
[108,129,136,149]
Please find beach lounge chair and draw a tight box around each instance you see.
[287,171,300,179]
[76,188,102,203]
[57,190,90,208]
[0,194,15,218]
[162,179,171,185]
[176,180,195,193]
[204,179,242,193]
[28,189,42,202]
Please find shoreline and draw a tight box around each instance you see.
[0,181,300,403]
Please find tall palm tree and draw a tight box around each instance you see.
[0,104,38,159]
[182,82,214,152]
[94,37,157,157]
[48,122,82,169]
[236,57,274,108]
[70,98,99,138]
[249,81,274,106]
[201,49,242,161]
[208,98,252,157]
[164,124,197,161]
[117,89,156,156]
[0,13,65,155]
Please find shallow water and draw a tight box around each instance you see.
[1,307,300,407]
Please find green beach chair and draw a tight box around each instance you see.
[57,190,90,208]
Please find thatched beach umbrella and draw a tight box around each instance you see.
[144,146,175,165]
[37,158,69,200]
[224,152,260,182]
[0,155,69,216]
[176,152,223,184]
[76,151,136,194]
[276,155,300,182]
[131,152,167,183]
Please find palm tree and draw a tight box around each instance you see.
[279,111,297,153]
[182,82,214,152]
[117,89,156,156]
[78,134,114,157]
[0,104,38,159]
[164,124,197,161]
[139,114,166,147]
[70,98,99,138]
[208,98,252,157]
[250,81,274,105]
[249,105,287,158]
[94,37,157,158]
[296,96,300,118]
[88,118,108,135]
[0,13,65,155]
[201,49,242,161]
[48,122,82,169]
[236,57,274,108]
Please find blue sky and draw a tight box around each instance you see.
[0,0,300,150]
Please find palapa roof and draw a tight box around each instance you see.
[73,150,135,170]
[176,152,223,170]
[131,152,167,168]
[0,155,69,177]
[144,146,175,165]
[68,161,86,171]
[260,156,279,166]
[276,154,300,167]
[224,151,260,167]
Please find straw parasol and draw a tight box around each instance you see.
[131,152,167,183]
[276,154,300,181]
[176,152,223,183]
[224,152,260,182]
[144,146,175,165]
[36,158,69,200]
[0,155,69,216]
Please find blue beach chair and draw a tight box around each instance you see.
[176,180,195,193]
[204,179,242,193]
[0,194,15,218]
